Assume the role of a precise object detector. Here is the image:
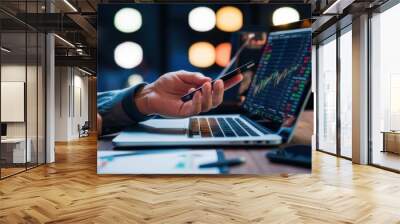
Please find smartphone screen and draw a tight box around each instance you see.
[181,61,255,102]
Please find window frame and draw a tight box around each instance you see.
[315,17,353,160]
[367,0,400,173]
[0,1,48,180]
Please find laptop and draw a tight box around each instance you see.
[112,28,312,147]
[1,123,7,140]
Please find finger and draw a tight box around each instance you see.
[187,88,196,94]
[240,96,246,104]
[224,74,243,90]
[179,101,193,117]
[201,82,212,112]
[212,79,224,108]
[192,91,202,115]
[177,71,211,86]
[179,91,201,117]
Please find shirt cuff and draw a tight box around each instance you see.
[121,83,154,122]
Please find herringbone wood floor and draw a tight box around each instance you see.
[1,136,400,224]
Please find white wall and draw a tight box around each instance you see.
[1,65,26,138]
[1,65,38,138]
[54,67,89,141]
[72,74,89,138]
[55,66,69,141]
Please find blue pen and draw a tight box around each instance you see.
[199,157,246,168]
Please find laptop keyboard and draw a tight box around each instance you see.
[189,117,260,138]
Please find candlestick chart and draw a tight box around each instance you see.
[244,29,312,123]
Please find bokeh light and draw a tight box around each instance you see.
[127,74,144,86]
[188,42,216,68]
[188,7,216,32]
[114,8,142,33]
[114,42,143,69]
[215,42,232,67]
[216,6,243,32]
[272,7,300,26]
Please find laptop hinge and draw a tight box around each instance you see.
[134,0,267,2]
[239,115,273,134]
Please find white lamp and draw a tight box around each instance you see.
[114,8,142,33]
[188,7,216,32]
[114,42,143,69]
[272,7,300,26]
[127,74,144,86]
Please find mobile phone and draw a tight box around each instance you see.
[180,61,255,102]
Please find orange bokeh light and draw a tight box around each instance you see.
[188,42,216,68]
[216,6,243,32]
[215,42,232,67]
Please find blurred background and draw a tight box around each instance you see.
[97,4,311,93]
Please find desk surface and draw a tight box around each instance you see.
[381,131,400,134]
[98,111,313,174]
[1,138,26,143]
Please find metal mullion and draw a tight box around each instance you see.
[370,164,400,174]
[374,0,400,13]
[367,11,373,166]
[0,169,28,179]
[336,26,341,157]
[41,0,48,165]
[25,0,28,171]
[316,148,338,157]
[36,0,39,168]
[73,68,75,118]
[0,22,2,179]
[366,10,379,167]
[341,155,352,161]
[317,148,352,161]
[44,23,47,164]
[315,44,320,151]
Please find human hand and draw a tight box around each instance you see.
[134,70,243,117]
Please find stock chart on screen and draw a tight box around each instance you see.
[244,28,312,123]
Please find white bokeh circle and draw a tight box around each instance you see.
[188,7,216,32]
[272,7,300,26]
[127,74,144,86]
[114,42,143,69]
[114,8,142,33]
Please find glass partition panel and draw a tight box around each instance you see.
[0,0,46,179]
[26,0,41,169]
[317,36,337,154]
[339,28,352,158]
[371,3,400,171]
[27,30,38,169]
[1,30,28,177]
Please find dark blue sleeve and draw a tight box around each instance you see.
[97,83,154,134]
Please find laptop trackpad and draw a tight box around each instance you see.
[133,119,187,135]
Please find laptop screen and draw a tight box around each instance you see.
[243,28,312,138]
[1,123,7,137]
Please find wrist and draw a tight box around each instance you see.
[134,83,155,115]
